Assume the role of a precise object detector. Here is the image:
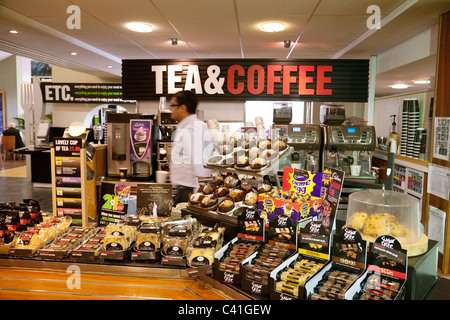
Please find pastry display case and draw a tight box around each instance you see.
[346,189,428,256]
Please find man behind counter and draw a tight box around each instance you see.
[169,90,213,205]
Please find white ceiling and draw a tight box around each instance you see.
[0,0,449,97]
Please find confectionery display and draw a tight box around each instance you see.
[357,273,402,300]
[217,241,260,274]
[274,256,326,297]
[311,269,359,300]
[245,243,294,285]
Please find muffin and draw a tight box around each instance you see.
[224,174,240,188]
[258,140,272,150]
[188,192,204,205]
[250,157,267,169]
[218,198,235,212]
[273,140,287,152]
[229,188,244,202]
[216,185,229,197]
[244,191,258,206]
[248,147,260,160]
[236,155,249,167]
[201,195,217,208]
[260,149,277,160]
[202,183,215,195]
[257,182,272,193]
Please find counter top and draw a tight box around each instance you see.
[373,149,429,172]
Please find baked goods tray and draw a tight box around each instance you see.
[185,204,238,225]
[204,147,292,177]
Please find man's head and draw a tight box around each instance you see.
[8,122,16,128]
[169,90,198,122]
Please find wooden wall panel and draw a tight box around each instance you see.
[429,10,450,275]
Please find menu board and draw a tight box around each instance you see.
[53,138,83,225]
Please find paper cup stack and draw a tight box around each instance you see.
[401,99,420,157]
[413,128,424,159]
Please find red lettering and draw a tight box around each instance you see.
[247,65,265,95]
[227,65,244,94]
[267,65,282,95]
[283,65,297,95]
[317,65,332,95]
[298,65,315,95]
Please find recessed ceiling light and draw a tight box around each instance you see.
[9,30,18,34]
[126,22,153,33]
[107,65,112,69]
[70,52,78,56]
[391,84,408,89]
[259,22,285,32]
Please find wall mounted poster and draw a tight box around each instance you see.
[53,137,84,225]
[433,117,450,161]
[99,182,131,225]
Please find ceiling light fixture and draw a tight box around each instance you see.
[259,22,285,32]
[126,22,153,33]
[171,38,178,46]
[283,40,292,48]
[9,30,18,34]
[414,80,430,85]
[70,52,78,56]
[107,65,112,69]
[391,84,408,89]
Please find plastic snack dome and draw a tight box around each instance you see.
[345,189,420,246]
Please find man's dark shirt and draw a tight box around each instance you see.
[2,127,25,148]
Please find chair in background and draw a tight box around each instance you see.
[2,135,17,161]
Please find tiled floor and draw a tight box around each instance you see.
[0,159,52,211]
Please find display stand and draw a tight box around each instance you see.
[204,147,293,189]
[183,147,293,231]
[51,137,89,227]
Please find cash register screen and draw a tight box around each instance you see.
[347,128,356,133]
[292,127,301,132]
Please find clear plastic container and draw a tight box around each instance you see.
[320,104,346,125]
[346,189,420,245]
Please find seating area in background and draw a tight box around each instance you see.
[1,135,18,162]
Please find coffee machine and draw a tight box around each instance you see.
[129,115,157,179]
[273,124,323,171]
[322,125,376,180]
[156,108,177,172]
[106,113,140,176]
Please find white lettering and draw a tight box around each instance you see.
[184,65,203,93]
[366,5,381,30]
[66,265,81,289]
[168,65,183,94]
[151,65,167,94]
[66,5,81,30]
